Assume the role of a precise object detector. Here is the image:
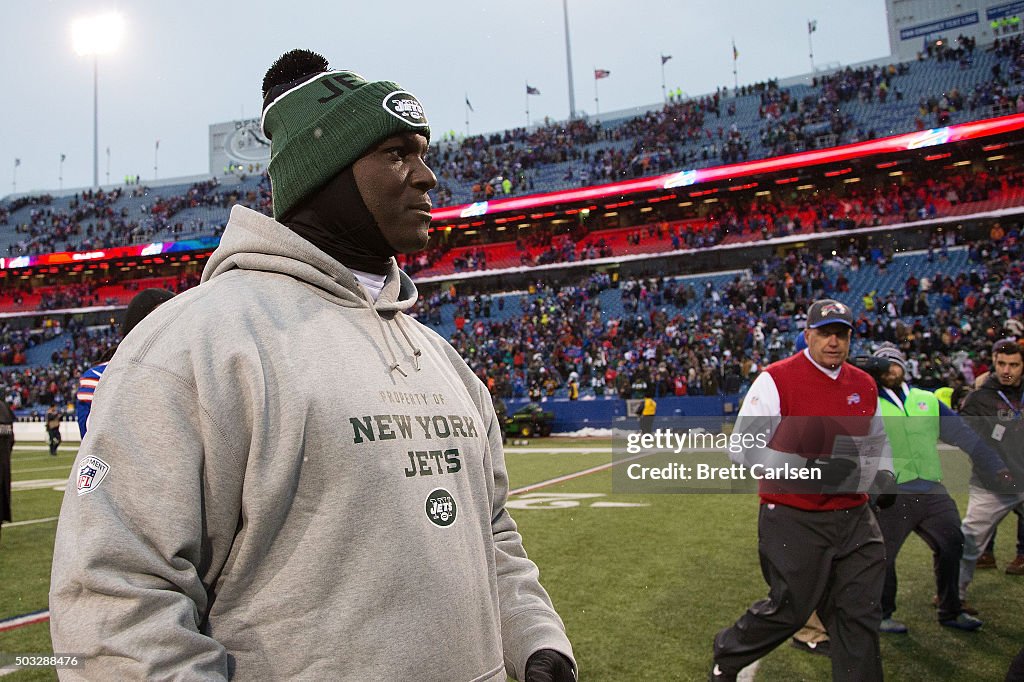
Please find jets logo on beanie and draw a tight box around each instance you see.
[260,49,430,219]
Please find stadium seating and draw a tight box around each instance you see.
[4,37,1022,253]
[1,36,1022,412]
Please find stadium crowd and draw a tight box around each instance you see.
[0,272,201,313]
[397,166,1024,277]
[7,162,1017,313]
[5,178,271,257]
[0,209,1020,415]
[4,34,1023,255]
[0,317,117,415]
[0,41,1022,419]
[420,38,1023,206]
[406,227,1023,407]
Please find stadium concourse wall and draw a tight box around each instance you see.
[14,420,82,443]
[15,396,742,443]
[507,395,741,434]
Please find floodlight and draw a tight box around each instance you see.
[72,12,124,56]
[71,12,125,188]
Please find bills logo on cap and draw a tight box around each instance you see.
[77,455,110,496]
[918,401,928,411]
[820,302,847,317]
[383,91,429,127]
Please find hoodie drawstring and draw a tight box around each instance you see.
[394,315,423,372]
[359,287,421,378]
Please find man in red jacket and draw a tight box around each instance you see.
[711,299,896,681]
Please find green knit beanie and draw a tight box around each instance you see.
[260,52,430,220]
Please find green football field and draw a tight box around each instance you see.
[2,439,1022,680]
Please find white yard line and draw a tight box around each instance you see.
[509,452,646,495]
[11,453,75,464]
[11,479,67,492]
[12,465,69,475]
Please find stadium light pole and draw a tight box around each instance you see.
[808,19,818,73]
[563,0,576,119]
[72,12,124,189]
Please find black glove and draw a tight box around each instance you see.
[525,649,576,682]
[988,468,1016,494]
[871,470,898,509]
[806,457,858,486]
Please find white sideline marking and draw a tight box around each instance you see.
[12,479,67,492]
[5,516,59,528]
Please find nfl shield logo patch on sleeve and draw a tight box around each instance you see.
[77,456,110,496]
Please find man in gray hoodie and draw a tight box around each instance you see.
[50,49,575,682]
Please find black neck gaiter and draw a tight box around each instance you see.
[283,166,395,275]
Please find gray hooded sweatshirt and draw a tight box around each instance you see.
[49,205,574,681]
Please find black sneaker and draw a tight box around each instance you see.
[709,664,738,681]
[940,613,983,631]
[790,637,831,656]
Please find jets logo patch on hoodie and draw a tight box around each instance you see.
[426,488,457,527]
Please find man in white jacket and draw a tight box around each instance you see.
[50,49,575,682]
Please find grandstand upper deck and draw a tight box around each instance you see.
[1,35,1021,263]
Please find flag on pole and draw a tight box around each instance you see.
[732,41,738,60]
[526,84,541,95]
[155,140,160,150]
[60,153,66,162]
[14,158,20,167]
[594,69,611,79]
[808,20,817,34]
[465,96,474,112]
[661,54,672,65]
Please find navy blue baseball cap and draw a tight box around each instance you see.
[806,299,854,329]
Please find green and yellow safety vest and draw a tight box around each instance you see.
[880,387,942,484]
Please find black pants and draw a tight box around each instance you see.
[876,487,964,621]
[714,503,885,681]
[0,441,10,542]
[1008,646,1024,682]
[48,427,61,455]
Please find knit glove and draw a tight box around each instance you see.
[806,457,857,486]
[525,649,576,682]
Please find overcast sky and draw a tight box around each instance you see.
[1,1,891,196]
